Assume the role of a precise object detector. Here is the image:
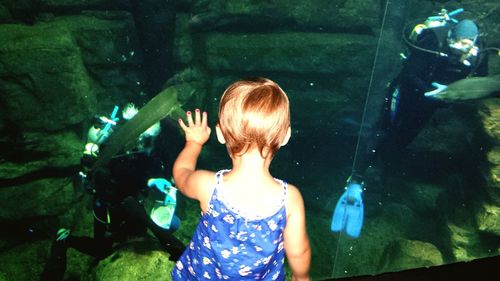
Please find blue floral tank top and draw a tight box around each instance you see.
[171,170,288,280]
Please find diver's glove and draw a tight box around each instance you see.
[147,178,173,193]
[424,82,448,98]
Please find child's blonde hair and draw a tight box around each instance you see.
[217,77,290,158]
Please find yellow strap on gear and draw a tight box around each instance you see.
[410,24,427,41]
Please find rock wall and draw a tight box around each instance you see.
[0,1,180,279]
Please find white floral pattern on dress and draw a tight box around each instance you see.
[171,170,287,281]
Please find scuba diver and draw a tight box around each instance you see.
[40,103,185,281]
[331,8,490,238]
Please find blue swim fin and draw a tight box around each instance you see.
[331,192,348,232]
[345,195,363,238]
[331,182,364,238]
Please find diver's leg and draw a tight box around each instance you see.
[45,215,113,260]
[389,100,437,150]
[121,196,185,260]
[39,230,69,281]
[350,0,411,176]
[377,94,438,182]
[349,80,398,182]
[65,235,113,259]
[146,215,185,261]
[39,215,115,281]
[84,199,114,259]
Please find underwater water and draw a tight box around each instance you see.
[1,0,499,280]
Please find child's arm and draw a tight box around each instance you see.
[173,109,212,201]
[284,184,311,281]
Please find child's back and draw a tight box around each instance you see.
[172,78,311,280]
[172,169,288,280]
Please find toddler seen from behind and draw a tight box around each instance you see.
[171,77,311,281]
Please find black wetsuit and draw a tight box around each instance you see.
[352,25,488,177]
[383,27,487,146]
[40,151,185,281]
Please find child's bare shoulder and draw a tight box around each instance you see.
[193,169,216,178]
[284,183,305,213]
[285,183,302,197]
[190,170,216,187]
[189,170,217,208]
[282,183,307,233]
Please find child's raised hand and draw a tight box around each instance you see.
[178,109,211,146]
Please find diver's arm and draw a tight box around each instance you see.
[284,184,311,281]
[400,49,436,93]
[401,30,440,93]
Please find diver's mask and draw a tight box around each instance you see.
[447,37,478,66]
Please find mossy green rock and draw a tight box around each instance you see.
[189,0,378,32]
[476,203,500,236]
[205,32,374,74]
[0,240,50,281]
[0,131,82,180]
[40,12,144,105]
[447,223,483,261]
[379,239,444,272]
[39,0,126,9]
[94,241,175,281]
[0,23,96,131]
[0,177,76,219]
[478,99,500,191]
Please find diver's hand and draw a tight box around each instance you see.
[424,82,448,98]
[178,109,211,146]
